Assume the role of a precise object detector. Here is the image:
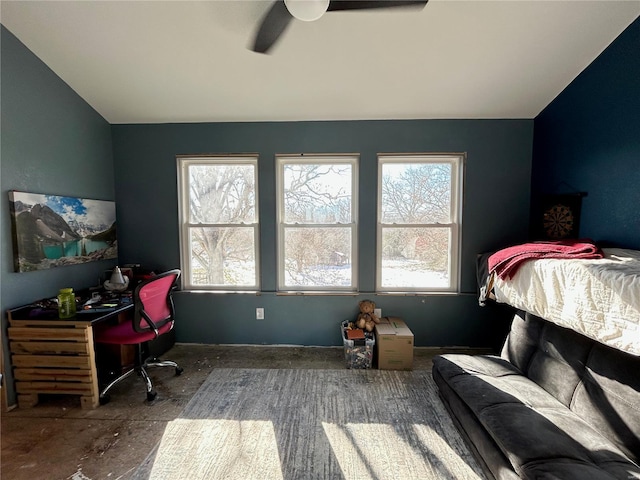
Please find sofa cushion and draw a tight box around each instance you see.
[435,354,562,412]
[519,459,640,480]
[433,365,520,480]
[501,311,640,464]
[500,310,543,372]
[434,354,640,479]
[572,342,640,464]
[501,311,593,407]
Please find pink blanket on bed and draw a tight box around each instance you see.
[488,240,603,279]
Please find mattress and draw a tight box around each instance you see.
[487,248,640,356]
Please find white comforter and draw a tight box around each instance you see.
[491,248,640,356]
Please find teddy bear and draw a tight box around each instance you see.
[356,299,380,332]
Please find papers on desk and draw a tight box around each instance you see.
[78,293,131,314]
[78,305,118,314]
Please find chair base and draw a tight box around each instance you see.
[99,357,183,405]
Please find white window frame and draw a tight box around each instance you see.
[276,154,359,293]
[376,153,464,293]
[177,155,260,291]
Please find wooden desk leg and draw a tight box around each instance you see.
[17,394,38,408]
[81,325,100,409]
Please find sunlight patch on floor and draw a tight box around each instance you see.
[412,424,484,479]
[322,421,484,480]
[323,422,436,479]
[149,419,284,480]
[70,469,93,480]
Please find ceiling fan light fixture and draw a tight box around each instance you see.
[284,0,330,22]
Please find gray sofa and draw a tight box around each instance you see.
[433,310,640,479]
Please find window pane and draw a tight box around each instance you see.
[381,163,451,224]
[380,227,450,288]
[283,227,352,287]
[189,227,256,286]
[189,164,256,224]
[283,164,352,224]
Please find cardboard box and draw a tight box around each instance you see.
[375,317,414,370]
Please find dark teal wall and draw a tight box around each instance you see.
[2,11,635,404]
[1,19,538,401]
[1,26,116,405]
[112,120,532,348]
[532,17,640,249]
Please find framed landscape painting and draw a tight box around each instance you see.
[8,191,118,272]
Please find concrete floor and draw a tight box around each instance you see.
[1,344,481,480]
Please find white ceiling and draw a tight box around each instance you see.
[1,1,638,124]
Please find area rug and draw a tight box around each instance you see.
[133,368,486,480]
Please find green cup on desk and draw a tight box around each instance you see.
[58,288,76,318]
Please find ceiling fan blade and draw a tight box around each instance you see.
[252,0,293,54]
[327,0,427,12]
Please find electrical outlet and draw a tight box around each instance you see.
[374,308,382,318]
[256,307,265,320]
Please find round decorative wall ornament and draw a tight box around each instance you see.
[543,203,575,239]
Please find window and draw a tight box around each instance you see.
[277,155,358,292]
[177,156,259,290]
[377,154,463,292]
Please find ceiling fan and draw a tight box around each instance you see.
[251,0,428,54]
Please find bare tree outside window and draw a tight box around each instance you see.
[278,156,358,291]
[178,157,259,289]
[378,155,463,292]
[178,153,458,293]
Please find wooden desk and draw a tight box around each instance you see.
[7,301,133,409]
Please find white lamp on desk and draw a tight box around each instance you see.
[104,266,129,292]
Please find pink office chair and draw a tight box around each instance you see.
[95,269,183,404]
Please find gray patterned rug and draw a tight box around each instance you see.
[133,368,486,480]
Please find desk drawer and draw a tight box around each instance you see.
[14,367,94,382]
[11,354,94,369]
[8,326,89,342]
[16,381,96,395]
[10,340,91,355]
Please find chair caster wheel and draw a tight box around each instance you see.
[175,366,184,376]
[147,390,157,402]
[99,394,111,405]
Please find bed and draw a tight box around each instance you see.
[479,247,640,356]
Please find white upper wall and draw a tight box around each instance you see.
[2,0,638,123]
